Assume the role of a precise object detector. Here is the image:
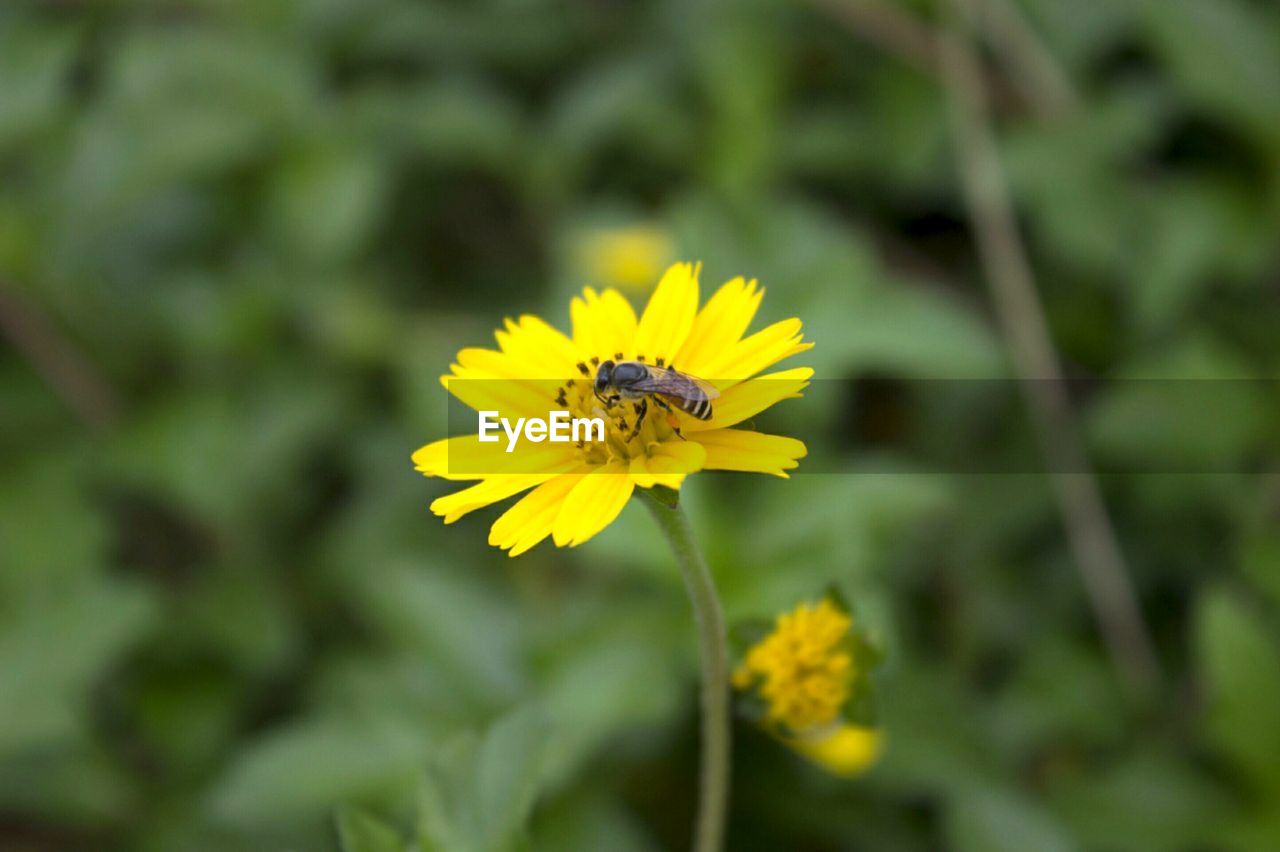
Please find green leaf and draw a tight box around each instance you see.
[1087,340,1268,471]
[1130,180,1250,332]
[531,790,658,852]
[1020,0,1142,71]
[947,787,1078,852]
[0,23,78,153]
[0,578,154,758]
[267,141,387,264]
[838,281,1005,378]
[357,565,525,708]
[1049,748,1229,851]
[208,715,430,825]
[1144,0,1280,142]
[416,731,474,852]
[478,707,548,844]
[1196,587,1280,793]
[417,705,550,852]
[1242,533,1280,611]
[0,455,107,591]
[336,807,405,852]
[539,634,681,790]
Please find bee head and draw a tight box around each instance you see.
[594,360,615,394]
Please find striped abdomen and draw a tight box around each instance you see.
[664,390,714,420]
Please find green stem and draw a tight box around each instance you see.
[641,490,730,852]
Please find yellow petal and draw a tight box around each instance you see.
[494,314,582,377]
[450,349,564,414]
[454,348,563,392]
[685,367,812,432]
[628,438,707,488]
[430,474,555,523]
[690,429,807,477]
[488,472,586,556]
[441,368,556,421]
[633,262,699,363]
[787,725,882,778]
[675,277,763,377]
[551,461,635,547]
[454,347,524,377]
[411,435,580,480]
[571,287,637,360]
[696,318,813,387]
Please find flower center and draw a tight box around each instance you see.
[733,602,855,733]
[553,352,681,463]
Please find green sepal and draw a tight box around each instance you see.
[335,806,406,852]
[824,583,853,615]
[729,618,773,657]
[646,484,680,508]
[841,680,880,728]
[850,628,885,672]
[841,625,884,727]
[733,687,769,725]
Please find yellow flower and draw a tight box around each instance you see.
[575,224,674,291]
[733,599,854,731]
[735,598,883,777]
[411,262,812,556]
[786,723,882,778]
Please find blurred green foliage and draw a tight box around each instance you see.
[2,0,1280,849]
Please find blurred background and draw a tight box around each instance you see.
[2,0,1279,849]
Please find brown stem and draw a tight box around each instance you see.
[937,0,1159,690]
[0,279,121,431]
[803,0,1024,113]
[966,0,1077,119]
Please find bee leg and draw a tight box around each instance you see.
[627,398,647,441]
[651,396,687,440]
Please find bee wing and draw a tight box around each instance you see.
[626,371,687,395]
[684,372,720,400]
[630,368,720,400]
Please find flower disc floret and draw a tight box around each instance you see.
[732,599,854,732]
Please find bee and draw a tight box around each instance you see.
[594,358,719,439]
